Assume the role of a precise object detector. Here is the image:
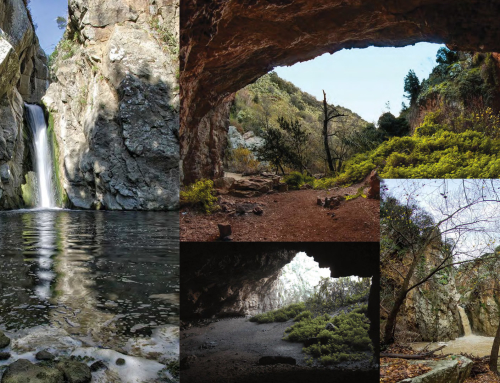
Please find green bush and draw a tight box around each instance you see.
[294,310,312,321]
[284,172,315,189]
[284,310,372,366]
[180,179,219,214]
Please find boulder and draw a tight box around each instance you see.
[258,356,296,366]
[400,356,472,383]
[35,350,55,361]
[1,359,64,383]
[0,331,10,348]
[277,184,288,192]
[218,223,232,239]
[56,360,92,383]
[90,360,107,372]
[0,352,10,360]
[214,177,235,190]
[253,206,263,215]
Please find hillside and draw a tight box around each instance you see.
[227,72,369,174]
[322,49,500,186]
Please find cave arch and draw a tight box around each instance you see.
[180,242,379,347]
[180,0,500,183]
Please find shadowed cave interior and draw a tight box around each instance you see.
[180,243,379,383]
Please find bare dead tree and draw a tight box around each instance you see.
[322,90,344,173]
[381,179,500,345]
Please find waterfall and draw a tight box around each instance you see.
[25,104,56,209]
[458,306,472,336]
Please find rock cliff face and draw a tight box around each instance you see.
[180,0,500,183]
[459,258,500,337]
[43,0,180,210]
[0,0,48,209]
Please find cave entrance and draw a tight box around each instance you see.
[181,1,500,183]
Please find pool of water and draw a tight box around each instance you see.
[0,210,179,376]
[413,334,495,357]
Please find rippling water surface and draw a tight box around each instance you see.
[0,210,179,351]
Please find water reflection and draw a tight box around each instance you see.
[0,210,179,350]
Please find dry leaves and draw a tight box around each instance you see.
[380,358,432,383]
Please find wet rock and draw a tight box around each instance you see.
[0,352,11,360]
[253,206,263,215]
[116,358,126,366]
[218,223,232,239]
[36,350,55,361]
[180,355,197,370]
[258,356,296,366]
[0,331,10,348]
[56,360,91,383]
[90,361,107,372]
[1,359,64,383]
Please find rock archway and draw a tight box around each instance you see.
[180,0,500,183]
[180,242,379,347]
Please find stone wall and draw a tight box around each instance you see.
[0,0,48,209]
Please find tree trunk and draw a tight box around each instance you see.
[322,90,334,172]
[489,314,500,375]
[383,255,419,345]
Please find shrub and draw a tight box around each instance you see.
[284,172,315,189]
[180,179,219,214]
[284,310,372,366]
[226,147,261,174]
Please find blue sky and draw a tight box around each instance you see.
[29,0,67,55]
[276,43,444,123]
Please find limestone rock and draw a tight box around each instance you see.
[0,331,10,348]
[35,350,55,361]
[0,0,48,209]
[43,0,180,210]
[1,359,64,383]
[56,360,91,383]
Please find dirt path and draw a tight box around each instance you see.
[180,317,378,383]
[180,184,379,242]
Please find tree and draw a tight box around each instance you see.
[404,70,421,105]
[56,16,67,30]
[436,47,459,65]
[255,117,309,174]
[377,112,409,138]
[381,180,500,345]
[321,90,345,173]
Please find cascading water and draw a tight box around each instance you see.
[25,104,56,208]
[458,306,472,336]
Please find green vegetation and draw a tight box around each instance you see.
[149,17,179,59]
[249,303,306,324]
[180,179,219,214]
[249,277,372,366]
[283,172,315,190]
[230,72,368,175]
[285,309,372,365]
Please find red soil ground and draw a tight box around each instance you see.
[180,183,379,242]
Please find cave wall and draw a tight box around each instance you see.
[0,0,48,209]
[180,243,378,317]
[42,0,180,210]
[180,0,500,183]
